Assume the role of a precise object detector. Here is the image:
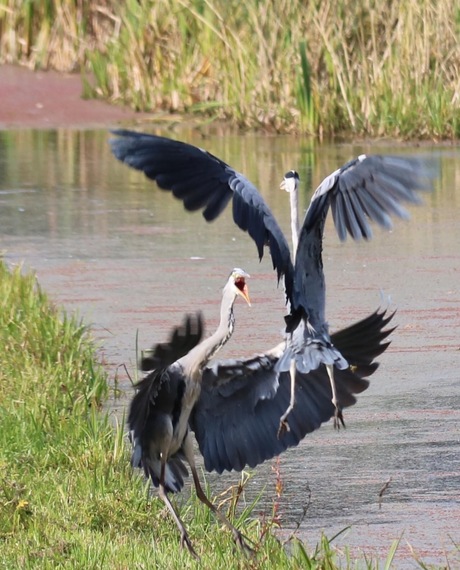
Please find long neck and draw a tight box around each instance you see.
[289,187,299,259]
[180,285,236,379]
[199,288,235,364]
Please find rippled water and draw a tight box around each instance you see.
[1,129,459,567]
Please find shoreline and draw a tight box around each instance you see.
[0,64,148,130]
[1,64,458,144]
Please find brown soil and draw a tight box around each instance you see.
[0,64,148,129]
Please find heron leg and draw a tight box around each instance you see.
[278,358,297,439]
[182,434,254,555]
[326,363,344,429]
[158,453,199,559]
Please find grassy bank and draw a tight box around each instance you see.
[0,0,459,138]
[0,260,344,568]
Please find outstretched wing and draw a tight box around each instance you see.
[304,154,437,242]
[331,309,395,368]
[292,154,437,328]
[190,309,394,474]
[109,129,294,302]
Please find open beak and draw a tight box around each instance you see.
[232,268,251,307]
[280,177,296,193]
[239,283,251,307]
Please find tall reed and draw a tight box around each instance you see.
[0,2,459,135]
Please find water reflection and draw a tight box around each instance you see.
[0,129,459,567]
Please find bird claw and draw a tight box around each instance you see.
[180,532,199,559]
[233,530,255,556]
[277,417,291,439]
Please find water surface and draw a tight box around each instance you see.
[1,129,459,567]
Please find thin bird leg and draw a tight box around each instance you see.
[277,358,297,439]
[158,454,199,559]
[326,363,344,429]
[183,435,254,555]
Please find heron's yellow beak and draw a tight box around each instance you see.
[280,177,297,193]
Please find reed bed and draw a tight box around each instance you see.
[0,0,459,138]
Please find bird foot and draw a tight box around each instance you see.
[277,417,291,439]
[233,529,255,556]
[180,532,199,560]
[333,406,345,430]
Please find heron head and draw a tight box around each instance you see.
[280,170,300,194]
[229,268,251,306]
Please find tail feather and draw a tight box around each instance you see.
[141,454,189,494]
[277,308,395,377]
[276,340,348,375]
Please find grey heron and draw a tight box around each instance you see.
[130,270,394,555]
[111,130,435,433]
[129,269,251,556]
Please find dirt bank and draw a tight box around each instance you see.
[0,64,147,129]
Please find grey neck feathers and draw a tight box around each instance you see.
[179,282,237,379]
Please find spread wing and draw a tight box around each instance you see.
[291,154,437,327]
[304,154,437,242]
[110,129,294,302]
[190,309,394,473]
[140,311,204,372]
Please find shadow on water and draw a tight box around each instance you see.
[1,129,459,567]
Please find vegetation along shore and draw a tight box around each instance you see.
[0,0,459,138]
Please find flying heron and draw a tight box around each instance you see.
[130,268,394,556]
[110,130,435,434]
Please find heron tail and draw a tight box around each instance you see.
[276,339,348,374]
[139,453,189,494]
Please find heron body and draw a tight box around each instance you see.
[129,269,251,555]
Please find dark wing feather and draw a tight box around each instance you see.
[292,154,436,325]
[306,154,437,243]
[140,311,204,371]
[109,129,294,302]
[190,309,395,474]
[330,309,395,365]
[192,364,360,474]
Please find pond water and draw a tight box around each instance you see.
[1,129,459,567]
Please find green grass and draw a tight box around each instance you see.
[1,260,457,568]
[0,0,459,138]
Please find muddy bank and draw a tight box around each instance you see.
[0,64,148,129]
